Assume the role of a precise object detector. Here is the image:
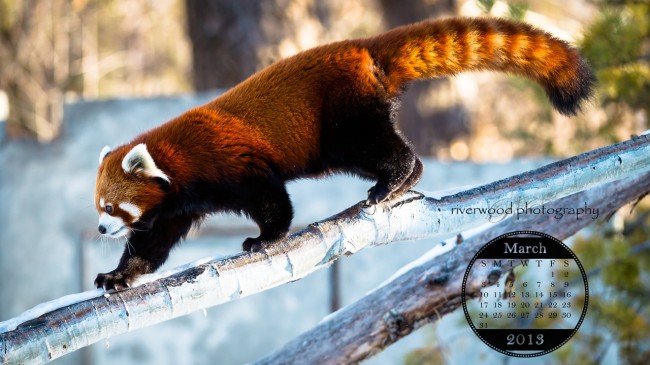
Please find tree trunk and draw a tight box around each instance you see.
[185,0,264,90]
[184,0,382,90]
[0,0,72,141]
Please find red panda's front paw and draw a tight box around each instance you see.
[95,271,138,291]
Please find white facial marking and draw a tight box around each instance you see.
[119,202,142,222]
[98,212,128,238]
[99,198,105,208]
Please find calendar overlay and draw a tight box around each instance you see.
[462,231,589,357]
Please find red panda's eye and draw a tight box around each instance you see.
[105,205,113,214]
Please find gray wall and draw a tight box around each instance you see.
[0,93,550,364]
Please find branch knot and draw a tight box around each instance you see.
[382,309,411,341]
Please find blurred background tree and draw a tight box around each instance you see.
[1,0,647,154]
[0,0,75,141]
[0,0,190,141]
[185,0,264,90]
[185,0,381,90]
[581,0,650,142]
[554,2,650,363]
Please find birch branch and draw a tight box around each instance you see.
[256,171,650,365]
[1,135,649,364]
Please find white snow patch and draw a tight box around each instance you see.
[0,288,106,333]
[0,254,234,333]
[319,306,343,324]
[419,184,480,200]
[131,254,231,286]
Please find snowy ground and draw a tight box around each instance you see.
[0,92,556,364]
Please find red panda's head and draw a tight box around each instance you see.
[95,143,170,238]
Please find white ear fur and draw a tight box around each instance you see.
[122,143,171,183]
[99,145,112,164]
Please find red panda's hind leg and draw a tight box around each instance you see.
[361,128,421,205]
[388,158,423,199]
[365,154,421,205]
[325,102,422,205]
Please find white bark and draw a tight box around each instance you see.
[1,134,649,364]
[257,171,650,364]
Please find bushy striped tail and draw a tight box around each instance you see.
[363,17,595,116]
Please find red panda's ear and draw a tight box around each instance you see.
[122,143,171,183]
[99,145,112,164]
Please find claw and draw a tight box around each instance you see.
[95,271,136,291]
[243,237,263,252]
[367,185,391,205]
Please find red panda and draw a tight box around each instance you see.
[94,17,594,290]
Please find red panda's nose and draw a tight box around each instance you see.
[98,225,107,234]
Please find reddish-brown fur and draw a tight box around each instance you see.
[94,17,593,290]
